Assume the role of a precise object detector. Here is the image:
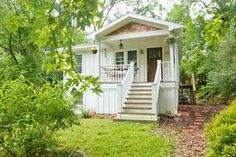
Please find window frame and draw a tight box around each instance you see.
[75,54,82,73]
[115,51,125,65]
[127,50,137,67]
[114,49,138,66]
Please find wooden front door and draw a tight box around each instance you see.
[147,47,162,82]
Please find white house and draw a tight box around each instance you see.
[73,14,183,121]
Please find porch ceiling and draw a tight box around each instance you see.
[100,35,168,49]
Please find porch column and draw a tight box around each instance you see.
[98,41,101,77]
[169,43,175,81]
[174,42,179,84]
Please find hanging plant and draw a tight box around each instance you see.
[91,48,98,54]
[167,34,177,44]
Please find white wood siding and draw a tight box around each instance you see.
[82,51,99,76]
[158,82,178,114]
[83,84,120,114]
[83,90,98,112]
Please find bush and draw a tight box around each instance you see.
[0,78,78,156]
[205,100,236,157]
[78,106,91,118]
[203,32,236,103]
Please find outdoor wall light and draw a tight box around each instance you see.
[119,40,123,49]
[104,48,107,57]
[139,49,144,54]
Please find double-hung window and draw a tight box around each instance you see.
[115,52,124,65]
[76,54,82,73]
[128,50,137,67]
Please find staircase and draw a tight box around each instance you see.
[118,83,158,121]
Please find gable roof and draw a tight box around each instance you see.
[90,14,183,40]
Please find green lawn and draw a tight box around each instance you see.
[57,119,174,157]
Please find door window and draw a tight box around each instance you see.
[147,48,162,60]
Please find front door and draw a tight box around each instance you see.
[147,47,162,82]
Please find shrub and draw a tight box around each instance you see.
[0,78,78,156]
[205,100,236,157]
[78,106,91,118]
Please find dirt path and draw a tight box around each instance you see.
[156,104,225,157]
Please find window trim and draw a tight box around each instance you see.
[76,54,82,73]
[114,49,139,66]
[115,51,125,65]
[127,50,137,67]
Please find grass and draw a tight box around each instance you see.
[57,119,174,157]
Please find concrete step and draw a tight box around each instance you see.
[124,102,152,105]
[118,112,158,120]
[128,90,152,95]
[132,83,152,86]
[124,103,152,108]
[125,98,152,103]
[113,118,158,122]
[127,95,152,99]
[131,84,152,88]
[130,88,152,91]
[128,92,152,96]
[122,106,152,113]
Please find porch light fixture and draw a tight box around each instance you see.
[139,49,144,54]
[104,48,107,57]
[119,40,123,49]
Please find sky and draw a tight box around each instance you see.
[86,0,181,33]
[86,0,211,33]
[109,0,181,21]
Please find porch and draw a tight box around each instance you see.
[97,33,178,83]
[100,61,173,83]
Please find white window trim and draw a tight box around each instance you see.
[76,54,83,73]
[113,49,139,66]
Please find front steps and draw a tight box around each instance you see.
[117,83,158,121]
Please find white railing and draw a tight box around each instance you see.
[100,64,130,83]
[120,62,134,105]
[152,60,162,114]
[161,61,173,81]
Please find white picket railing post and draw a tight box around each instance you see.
[113,62,134,113]
[100,64,131,83]
[120,62,134,107]
[152,60,162,115]
[161,61,172,81]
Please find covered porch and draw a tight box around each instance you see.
[98,35,177,83]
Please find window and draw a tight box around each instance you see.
[76,55,82,73]
[147,48,162,60]
[128,50,137,67]
[115,52,124,65]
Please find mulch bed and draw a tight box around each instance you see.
[156,104,226,157]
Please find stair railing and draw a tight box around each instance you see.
[152,60,162,115]
[118,62,134,112]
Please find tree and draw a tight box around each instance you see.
[167,0,236,103]
[94,0,161,30]
[204,28,236,102]
[0,78,77,156]
[167,4,209,87]
[0,0,101,95]
[0,0,102,155]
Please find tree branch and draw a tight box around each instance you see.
[0,137,17,157]
[8,34,18,64]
